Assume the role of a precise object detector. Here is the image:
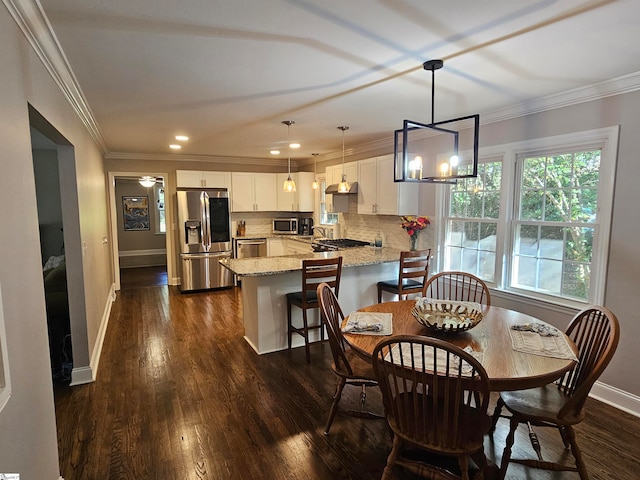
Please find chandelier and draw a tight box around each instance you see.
[394,59,479,184]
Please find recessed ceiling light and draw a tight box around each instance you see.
[169,144,181,150]
[270,150,280,155]
[290,143,300,149]
[175,135,189,141]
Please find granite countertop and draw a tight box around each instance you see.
[221,246,401,277]
[233,234,316,243]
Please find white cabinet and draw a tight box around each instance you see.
[231,172,277,212]
[267,237,286,256]
[357,154,419,215]
[176,170,231,189]
[325,162,357,213]
[276,172,315,212]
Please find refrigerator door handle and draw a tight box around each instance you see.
[200,191,210,251]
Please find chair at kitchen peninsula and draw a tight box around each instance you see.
[287,257,343,363]
[377,249,431,303]
[422,271,491,306]
[317,282,382,434]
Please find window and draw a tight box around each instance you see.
[440,127,618,306]
[319,178,338,225]
[512,150,600,301]
[154,183,166,234]
[443,160,502,282]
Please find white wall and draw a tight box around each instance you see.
[0,4,113,478]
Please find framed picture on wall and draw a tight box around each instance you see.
[122,196,150,231]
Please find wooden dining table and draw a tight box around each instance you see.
[343,300,578,392]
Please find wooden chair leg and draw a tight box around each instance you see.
[377,286,383,303]
[382,435,402,480]
[489,396,505,433]
[499,416,518,479]
[324,377,346,435]
[564,425,588,480]
[287,299,293,351]
[302,307,311,363]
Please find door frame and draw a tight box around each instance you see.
[108,171,174,290]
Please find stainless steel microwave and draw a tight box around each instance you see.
[273,218,298,234]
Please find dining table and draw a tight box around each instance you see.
[343,300,578,392]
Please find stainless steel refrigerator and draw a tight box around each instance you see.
[177,188,233,292]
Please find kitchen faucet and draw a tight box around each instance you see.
[314,226,328,238]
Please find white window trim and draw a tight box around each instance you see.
[436,126,619,310]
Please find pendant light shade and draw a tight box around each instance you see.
[394,59,479,184]
[337,126,350,193]
[139,176,156,188]
[311,153,319,190]
[282,120,297,192]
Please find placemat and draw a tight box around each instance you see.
[385,344,484,376]
[343,312,393,335]
[510,329,578,361]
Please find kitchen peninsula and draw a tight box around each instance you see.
[221,246,401,354]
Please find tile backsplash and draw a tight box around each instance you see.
[338,196,435,253]
[230,197,436,255]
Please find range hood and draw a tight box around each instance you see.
[325,182,358,194]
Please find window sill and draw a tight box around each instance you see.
[489,287,583,316]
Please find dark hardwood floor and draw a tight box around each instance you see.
[54,285,640,479]
[119,265,167,289]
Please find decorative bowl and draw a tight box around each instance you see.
[411,300,483,334]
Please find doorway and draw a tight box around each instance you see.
[29,107,86,386]
[108,173,173,291]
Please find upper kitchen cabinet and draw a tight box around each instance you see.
[231,172,277,212]
[176,170,231,189]
[276,172,315,212]
[325,162,357,213]
[357,154,419,215]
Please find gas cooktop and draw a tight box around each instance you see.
[312,238,371,252]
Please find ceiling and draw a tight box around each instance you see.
[37,0,640,163]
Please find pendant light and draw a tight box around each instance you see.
[393,59,479,184]
[139,176,156,188]
[282,120,297,192]
[337,126,350,193]
[311,153,319,190]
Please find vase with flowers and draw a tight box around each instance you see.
[400,215,430,251]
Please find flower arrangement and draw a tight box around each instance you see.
[401,215,430,250]
[400,215,430,236]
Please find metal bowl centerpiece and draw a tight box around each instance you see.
[412,298,483,334]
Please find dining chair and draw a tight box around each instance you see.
[377,249,431,303]
[422,271,491,306]
[496,305,620,480]
[372,335,492,480]
[287,257,343,363]
[317,282,383,434]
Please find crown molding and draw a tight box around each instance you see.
[481,71,640,125]
[104,151,291,168]
[5,0,108,154]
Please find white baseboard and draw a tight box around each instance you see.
[69,283,116,385]
[590,381,640,418]
[119,248,166,257]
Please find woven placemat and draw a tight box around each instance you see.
[343,312,393,335]
[510,329,578,361]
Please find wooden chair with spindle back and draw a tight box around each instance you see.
[496,305,620,480]
[377,249,431,303]
[316,282,382,434]
[373,335,493,480]
[422,271,491,306]
[287,257,342,363]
